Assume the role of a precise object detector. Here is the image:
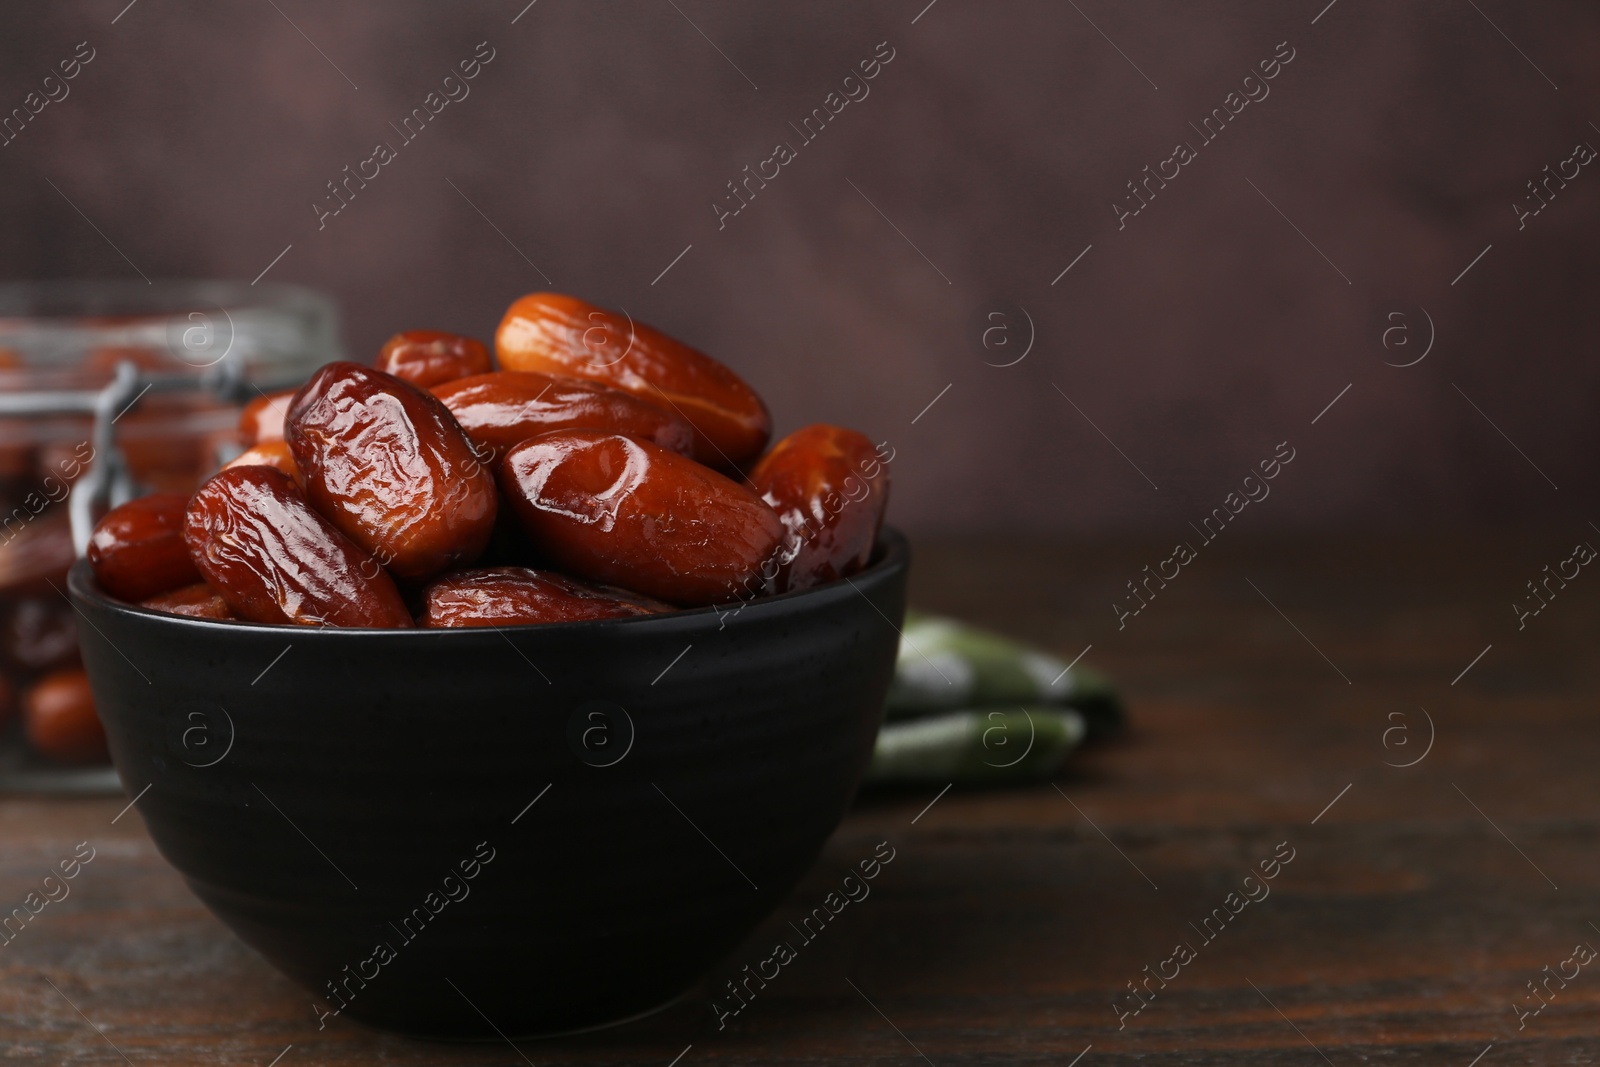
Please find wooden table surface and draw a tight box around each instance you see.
[4,534,1597,1065]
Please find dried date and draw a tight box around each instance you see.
[183,465,412,627]
[497,430,782,606]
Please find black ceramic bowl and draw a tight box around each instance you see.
[68,531,908,1038]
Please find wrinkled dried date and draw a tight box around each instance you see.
[375,330,493,388]
[749,424,890,592]
[498,430,783,606]
[24,667,107,764]
[432,370,695,463]
[184,465,412,627]
[495,292,771,467]
[140,582,237,620]
[87,491,202,602]
[420,566,668,627]
[286,362,498,581]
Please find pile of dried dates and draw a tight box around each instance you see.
[90,292,892,635]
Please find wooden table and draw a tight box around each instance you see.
[4,534,1596,1064]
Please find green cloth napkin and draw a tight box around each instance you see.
[866,612,1123,787]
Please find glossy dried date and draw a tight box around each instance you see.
[24,667,107,764]
[375,329,493,389]
[140,582,237,620]
[87,491,202,602]
[498,430,783,606]
[432,371,694,463]
[420,566,669,627]
[239,389,295,445]
[183,465,412,627]
[495,292,771,467]
[749,424,890,592]
[286,362,498,581]
[224,439,301,481]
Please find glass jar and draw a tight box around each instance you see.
[0,280,342,792]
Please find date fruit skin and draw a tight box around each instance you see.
[184,465,412,628]
[749,424,890,592]
[224,439,300,482]
[286,362,498,581]
[375,329,493,389]
[420,566,669,627]
[432,371,694,463]
[498,430,783,606]
[140,582,237,620]
[87,491,202,602]
[239,389,295,445]
[24,667,107,764]
[495,292,771,468]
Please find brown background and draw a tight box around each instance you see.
[1,0,1595,534]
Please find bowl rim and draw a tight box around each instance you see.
[67,527,910,639]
